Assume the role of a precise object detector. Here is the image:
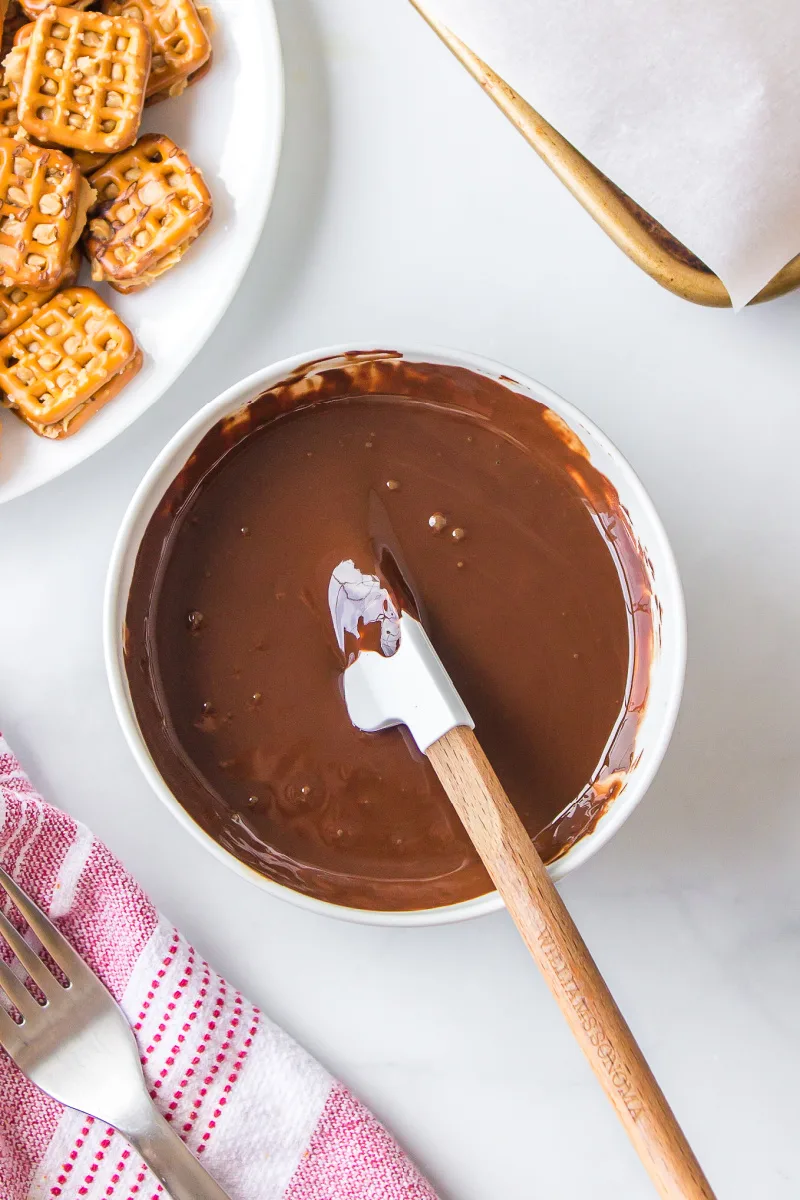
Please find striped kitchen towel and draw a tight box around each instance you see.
[0,735,438,1200]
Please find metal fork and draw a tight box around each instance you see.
[0,863,231,1200]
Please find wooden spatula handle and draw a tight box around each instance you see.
[426,725,715,1200]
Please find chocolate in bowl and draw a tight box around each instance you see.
[119,353,660,914]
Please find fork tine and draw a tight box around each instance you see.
[0,864,85,984]
[0,906,62,1000]
[0,998,23,1056]
[0,955,39,1021]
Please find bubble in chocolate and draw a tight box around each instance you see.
[240,525,250,537]
[429,512,447,532]
[452,527,466,541]
[386,479,400,491]
[194,701,217,734]
[251,691,262,704]
[278,776,324,815]
[320,820,359,848]
[248,794,258,806]
[186,609,204,632]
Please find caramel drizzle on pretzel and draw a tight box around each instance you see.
[0,137,82,286]
[85,132,211,289]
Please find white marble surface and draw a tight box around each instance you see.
[1,1,799,1196]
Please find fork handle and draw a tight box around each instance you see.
[124,1102,232,1200]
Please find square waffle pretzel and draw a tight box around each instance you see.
[84,133,212,291]
[102,0,211,101]
[0,285,141,436]
[0,243,78,334]
[0,137,85,287]
[17,7,151,153]
[4,23,112,163]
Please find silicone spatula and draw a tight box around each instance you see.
[328,558,715,1200]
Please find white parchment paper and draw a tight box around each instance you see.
[422,0,800,308]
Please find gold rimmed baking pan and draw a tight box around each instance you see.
[411,1,800,307]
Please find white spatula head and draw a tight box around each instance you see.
[328,559,473,753]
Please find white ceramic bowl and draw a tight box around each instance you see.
[104,346,686,926]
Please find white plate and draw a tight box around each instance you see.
[0,0,284,503]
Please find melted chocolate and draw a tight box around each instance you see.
[125,356,653,911]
